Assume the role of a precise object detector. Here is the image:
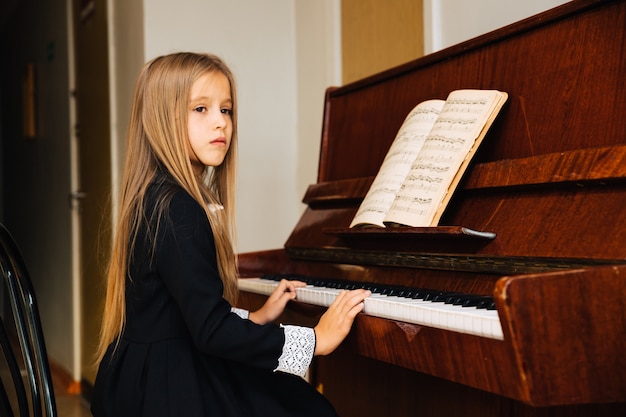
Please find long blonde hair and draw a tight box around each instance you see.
[96,52,239,363]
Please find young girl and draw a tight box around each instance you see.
[90,52,370,417]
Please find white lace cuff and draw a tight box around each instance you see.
[231,307,249,319]
[275,325,315,378]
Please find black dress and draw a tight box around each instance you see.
[91,179,338,416]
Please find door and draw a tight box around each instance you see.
[71,0,111,385]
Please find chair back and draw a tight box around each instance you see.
[0,223,57,417]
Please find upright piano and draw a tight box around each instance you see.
[237,0,626,415]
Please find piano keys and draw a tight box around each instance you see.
[236,0,626,416]
[238,275,503,340]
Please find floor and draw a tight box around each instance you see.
[0,357,92,417]
[55,392,92,417]
[51,362,92,417]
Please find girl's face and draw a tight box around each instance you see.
[187,71,233,174]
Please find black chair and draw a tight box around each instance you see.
[0,223,57,417]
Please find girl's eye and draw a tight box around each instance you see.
[194,106,207,113]
[221,108,233,116]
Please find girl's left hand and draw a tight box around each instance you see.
[249,279,306,325]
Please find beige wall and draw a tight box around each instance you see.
[341,0,424,84]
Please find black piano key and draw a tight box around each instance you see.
[463,296,495,309]
[444,294,464,304]
[420,290,443,301]
[401,289,418,298]
[460,296,482,307]
[388,287,405,297]
[431,293,450,302]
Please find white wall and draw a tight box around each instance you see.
[294,1,342,206]
[424,0,571,53]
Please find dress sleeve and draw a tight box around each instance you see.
[275,325,315,377]
[155,190,290,371]
[231,307,249,319]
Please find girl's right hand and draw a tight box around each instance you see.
[313,289,371,356]
[249,279,306,325]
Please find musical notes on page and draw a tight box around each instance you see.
[350,100,445,227]
[385,89,508,227]
[350,89,508,228]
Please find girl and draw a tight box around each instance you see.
[90,52,370,417]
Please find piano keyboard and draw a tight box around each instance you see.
[238,275,504,340]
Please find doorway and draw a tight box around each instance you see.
[71,0,112,388]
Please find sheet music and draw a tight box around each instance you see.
[383,90,505,227]
[350,100,445,227]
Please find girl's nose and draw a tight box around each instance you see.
[213,110,227,129]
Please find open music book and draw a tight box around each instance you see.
[350,89,508,228]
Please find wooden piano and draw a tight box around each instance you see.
[237,0,626,415]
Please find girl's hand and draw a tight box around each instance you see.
[249,279,306,325]
[313,289,371,356]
